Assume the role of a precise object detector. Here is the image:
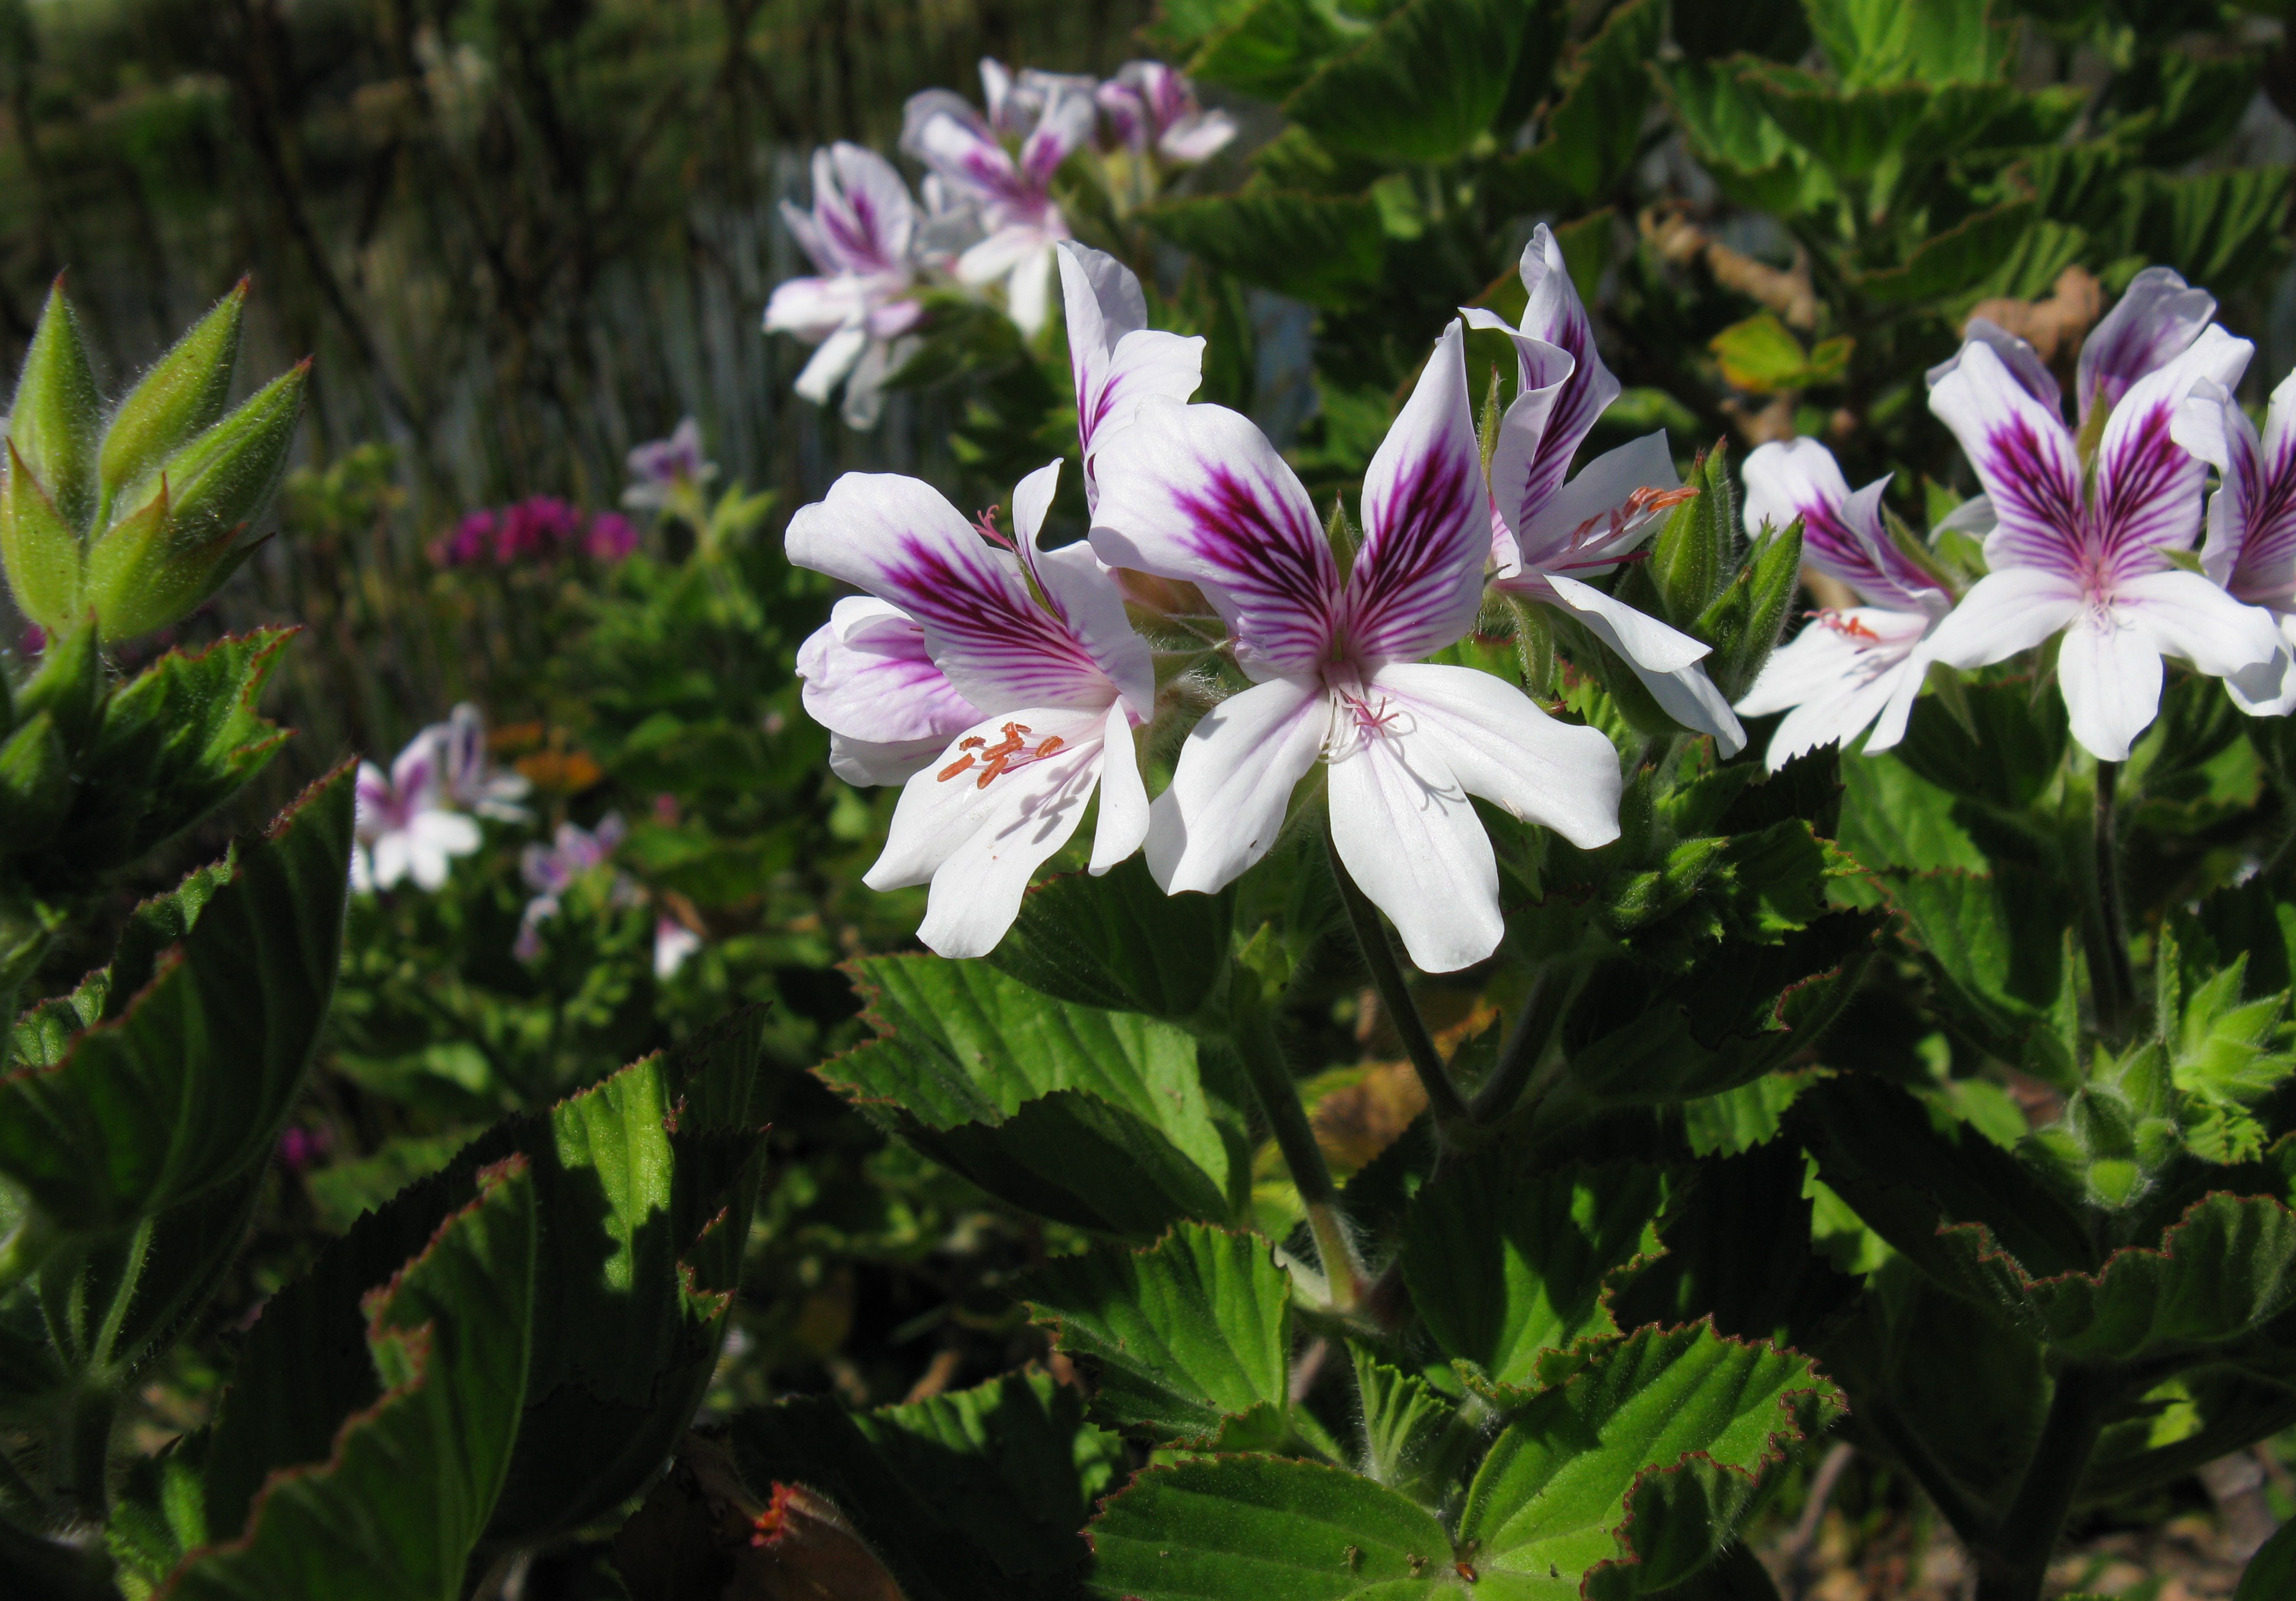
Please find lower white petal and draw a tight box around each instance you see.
[2058,611,2165,763]
[2225,646,2296,715]
[371,833,413,889]
[829,731,952,787]
[1545,573,1710,671]
[794,325,868,404]
[1146,676,1329,895]
[1367,662,1622,849]
[867,707,1111,959]
[1089,705,1149,874]
[1328,721,1503,974]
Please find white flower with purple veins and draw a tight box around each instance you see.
[622,417,718,512]
[1463,226,1746,755]
[1056,241,1205,508]
[1923,269,2282,762]
[1734,440,1954,770]
[352,732,481,894]
[2174,368,2296,714]
[1090,321,1624,973]
[431,702,531,821]
[764,145,926,429]
[797,597,985,786]
[786,459,1153,958]
[1095,61,1236,165]
[901,61,1096,337]
[514,814,628,960]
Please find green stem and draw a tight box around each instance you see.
[1974,1365,2115,1601]
[51,1386,115,1521]
[1227,985,1364,1312]
[1324,834,1469,1134]
[2093,760,2137,1034]
[1471,968,1570,1125]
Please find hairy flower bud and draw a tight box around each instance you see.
[1,442,84,633]
[8,280,102,534]
[96,277,247,519]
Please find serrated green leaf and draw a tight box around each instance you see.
[1834,752,1985,875]
[2125,166,2292,295]
[825,955,1243,1235]
[37,628,293,892]
[738,1371,1123,1601]
[1458,1324,1842,1591]
[1187,0,1347,101]
[1143,193,1384,310]
[1491,0,1663,208]
[1021,1223,1289,1447]
[1891,679,2066,812]
[1351,1347,1469,1509]
[2032,1192,2296,1364]
[1887,865,2075,1071]
[1283,0,1533,165]
[1402,1154,1665,1391]
[1086,1455,1457,1599]
[1805,0,2007,87]
[166,1157,537,1601]
[0,763,350,1234]
[991,857,1232,1022]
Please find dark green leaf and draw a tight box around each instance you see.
[1402,1153,1665,1390]
[991,857,1232,1023]
[1351,1348,1470,1510]
[1143,193,1384,310]
[2236,1491,2296,1600]
[1285,0,1534,165]
[1493,0,1664,207]
[1188,0,1347,102]
[2124,167,2292,295]
[1086,1455,1456,1599]
[1021,1223,1289,1446]
[1887,866,2076,1076]
[1890,679,2067,812]
[737,1371,1123,1601]
[0,763,350,1233]
[167,1158,537,1600]
[2032,1192,2296,1363]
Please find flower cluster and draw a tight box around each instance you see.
[352,703,530,893]
[431,495,636,568]
[790,240,2296,967]
[512,812,700,978]
[764,57,1231,427]
[1739,267,2288,766]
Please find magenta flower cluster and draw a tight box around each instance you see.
[430,496,638,568]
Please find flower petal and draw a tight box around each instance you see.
[811,143,917,273]
[794,325,869,404]
[1922,567,2083,671]
[2115,568,2284,678]
[1145,675,1328,894]
[1545,573,1709,671]
[2057,609,2165,762]
[2226,615,2296,715]
[2077,265,2216,423]
[1089,703,1149,874]
[1554,585,1746,756]
[1926,317,2060,416]
[1020,87,1096,188]
[2093,324,2250,571]
[1927,338,2085,579]
[830,732,953,788]
[1345,321,1487,664]
[1475,324,1576,571]
[1740,437,1942,610]
[1511,224,1620,511]
[1020,459,1157,717]
[2187,369,2296,606]
[1089,397,1341,678]
[868,707,1111,959]
[1367,662,1623,849]
[798,596,982,747]
[1513,432,1678,574]
[763,275,860,340]
[1058,243,1204,495]
[1328,714,1504,974]
[786,472,1115,711]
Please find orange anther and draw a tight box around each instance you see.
[959,736,987,751]
[938,754,976,782]
[1002,721,1031,737]
[1034,736,1064,758]
[975,754,1012,789]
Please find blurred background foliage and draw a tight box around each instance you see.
[9,0,2296,1590]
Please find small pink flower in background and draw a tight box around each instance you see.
[429,496,636,568]
[277,1124,332,1173]
[655,916,702,978]
[1095,61,1234,165]
[623,417,720,512]
[514,813,632,960]
[586,512,638,561]
[354,731,482,893]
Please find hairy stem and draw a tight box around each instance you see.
[1974,1365,2115,1601]
[2093,760,2138,1033]
[53,1386,115,1521]
[1324,834,1470,1133]
[1227,985,1364,1311]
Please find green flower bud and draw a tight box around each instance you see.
[86,361,306,642]
[1646,441,1736,629]
[1,442,84,633]
[14,613,102,756]
[8,280,102,534]
[97,277,247,521]
[0,711,70,846]
[155,361,306,547]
